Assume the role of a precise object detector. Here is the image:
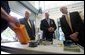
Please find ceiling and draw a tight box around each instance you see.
[29,1,83,11]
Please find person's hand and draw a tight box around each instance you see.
[8,16,20,25]
[51,27,54,32]
[48,27,52,32]
[9,22,18,30]
[9,18,20,30]
[70,32,79,41]
[48,27,54,32]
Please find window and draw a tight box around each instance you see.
[33,1,83,11]
[10,11,23,19]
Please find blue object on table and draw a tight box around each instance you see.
[63,40,75,46]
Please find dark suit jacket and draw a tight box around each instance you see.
[20,18,35,40]
[40,18,57,40]
[60,11,84,47]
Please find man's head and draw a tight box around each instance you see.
[25,11,31,20]
[60,6,68,14]
[45,12,49,19]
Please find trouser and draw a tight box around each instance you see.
[46,33,53,42]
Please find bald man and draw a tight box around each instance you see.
[40,13,56,43]
[20,11,35,40]
[60,6,84,47]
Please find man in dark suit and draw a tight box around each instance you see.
[20,11,35,40]
[60,6,84,47]
[40,13,57,42]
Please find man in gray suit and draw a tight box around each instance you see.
[20,11,35,40]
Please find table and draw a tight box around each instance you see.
[1,40,84,54]
[1,51,10,54]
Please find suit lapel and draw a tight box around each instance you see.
[45,19,49,27]
[62,15,69,27]
[49,19,53,26]
[62,15,72,32]
[25,19,32,29]
[29,20,32,27]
